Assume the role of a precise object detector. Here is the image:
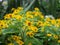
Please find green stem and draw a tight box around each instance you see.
[24,0,35,12]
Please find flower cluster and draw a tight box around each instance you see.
[0,7,60,45]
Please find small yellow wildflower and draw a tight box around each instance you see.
[0,29,2,35]
[46,17,51,22]
[26,11,32,15]
[58,40,60,43]
[8,43,14,45]
[29,26,38,32]
[55,24,59,27]
[25,20,33,26]
[26,15,33,18]
[47,33,52,37]
[26,31,34,37]
[0,20,8,29]
[17,7,23,10]
[15,15,22,20]
[34,12,40,16]
[43,21,51,26]
[51,19,56,25]
[56,19,60,23]
[28,42,32,45]
[37,21,43,27]
[11,8,15,11]
[53,35,58,39]
[16,40,24,45]
[13,9,19,15]
[12,35,22,40]
[4,14,14,19]
[34,7,39,11]
[40,15,44,19]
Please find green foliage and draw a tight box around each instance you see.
[0,0,60,19]
[0,7,60,45]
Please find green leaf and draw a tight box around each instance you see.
[24,37,43,45]
[2,29,19,35]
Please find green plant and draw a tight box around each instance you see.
[0,7,60,45]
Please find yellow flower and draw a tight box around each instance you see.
[56,19,60,23]
[4,14,14,19]
[8,43,14,45]
[28,42,32,45]
[32,11,36,15]
[0,20,8,29]
[29,26,38,32]
[34,7,39,11]
[16,40,24,45]
[12,35,22,41]
[11,8,15,11]
[26,15,33,18]
[26,31,34,37]
[13,9,20,15]
[26,11,32,15]
[37,21,43,27]
[55,24,59,27]
[17,7,23,11]
[46,17,51,21]
[12,35,24,45]
[58,40,60,43]
[47,33,52,37]
[15,15,22,20]
[40,15,44,19]
[0,29,2,35]
[34,12,40,16]
[51,19,56,25]
[53,35,58,39]
[25,20,33,26]
[43,21,51,26]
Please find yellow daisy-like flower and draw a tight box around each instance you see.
[15,15,22,20]
[26,11,32,16]
[34,7,39,11]
[56,19,60,23]
[28,42,32,45]
[8,43,14,45]
[26,15,33,18]
[25,20,33,26]
[16,40,24,45]
[55,24,59,27]
[0,29,2,35]
[37,21,43,27]
[53,35,58,39]
[11,8,15,11]
[12,35,22,41]
[26,31,34,37]
[13,9,20,15]
[29,26,38,32]
[47,33,52,37]
[58,40,60,43]
[39,15,44,19]
[4,14,14,19]
[34,12,40,16]
[0,20,8,29]
[51,19,56,25]
[43,21,51,26]
[17,7,23,11]
[46,17,51,22]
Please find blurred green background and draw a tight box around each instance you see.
[0,0,60,19]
